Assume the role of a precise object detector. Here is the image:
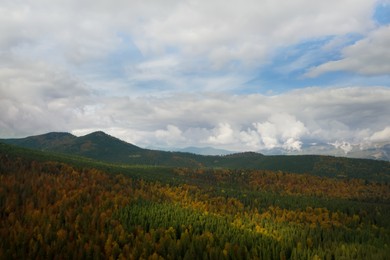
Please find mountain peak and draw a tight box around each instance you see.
[83,131,110,137]
[90,130,107,135]
[41,132,76,139]
[0,132,76,150]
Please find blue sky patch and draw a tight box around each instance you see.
[374,3,390,25]
[242,35,364,94]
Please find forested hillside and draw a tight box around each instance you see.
[1,143,389,259]
[2,131,389,182]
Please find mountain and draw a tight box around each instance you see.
[2,132,77,150]
[259,142,390,161]
[176,146,234,156]
[1,131,389,181]
[1,131,143,163]
[347,143,390,161]
[0,131,206,167]
[59,131,144,163]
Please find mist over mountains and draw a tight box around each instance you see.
[257,142,390,162]
[170,142,390,161]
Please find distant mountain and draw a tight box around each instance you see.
[177,146,234,156]
[1,131,389,181]
[347,143,390,161]
[259,142,390,161]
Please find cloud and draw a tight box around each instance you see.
[1,84,389,150]
[0,0,380,91]
[306,25,390,77]
[236,114,307,151]
[0,56,92,136]
[330,141,353,154]
[369,127,390,142]
[1,0,389,154]
[207,123,235,145]
[155,125,185,146]
[253,114,307,150]
[125,87,390,150]
[132,0,376,72]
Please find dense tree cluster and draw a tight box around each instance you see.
[173,168,390,202]
[0,151,389,259]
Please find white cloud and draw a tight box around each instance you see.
[239,129,261,150]
[369,127,390,142]
[306,25,390,77]
[331,140,353,154]
[155,125,185,146]
[65,87,390,151]
[251,113,307,150]
[133,0,375,70]
[207,123,235,145]
[1,84,389,151]
[254,122,279,149]
[0,0,379,83]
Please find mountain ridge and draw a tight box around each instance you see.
[174,146,234,156]
[1,131,389,181]
[1,132,77,150]
[259,142,390,161]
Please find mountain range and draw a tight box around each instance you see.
[1,131,389,181]
[257,142,390,162]
[148,142,390,161]
[157,146,233,156]
[150,140,389,161]
[173,143,390,161]
[1,131,212,167]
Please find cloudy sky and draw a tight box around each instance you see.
[1,0,390,152]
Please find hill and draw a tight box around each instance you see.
[0,131,206,167]
[1,131,389,181]
[2,132,77,150]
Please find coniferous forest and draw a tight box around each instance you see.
[1,143,390,259]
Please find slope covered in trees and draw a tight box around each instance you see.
[1,143,390,259]
[2,132,390,182]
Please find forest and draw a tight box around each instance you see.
[0,143,390,259]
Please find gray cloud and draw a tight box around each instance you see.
[2,86,382,151]
[0,56,93,137]
[1,81,389,150]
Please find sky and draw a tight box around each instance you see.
[1,0,390,153]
